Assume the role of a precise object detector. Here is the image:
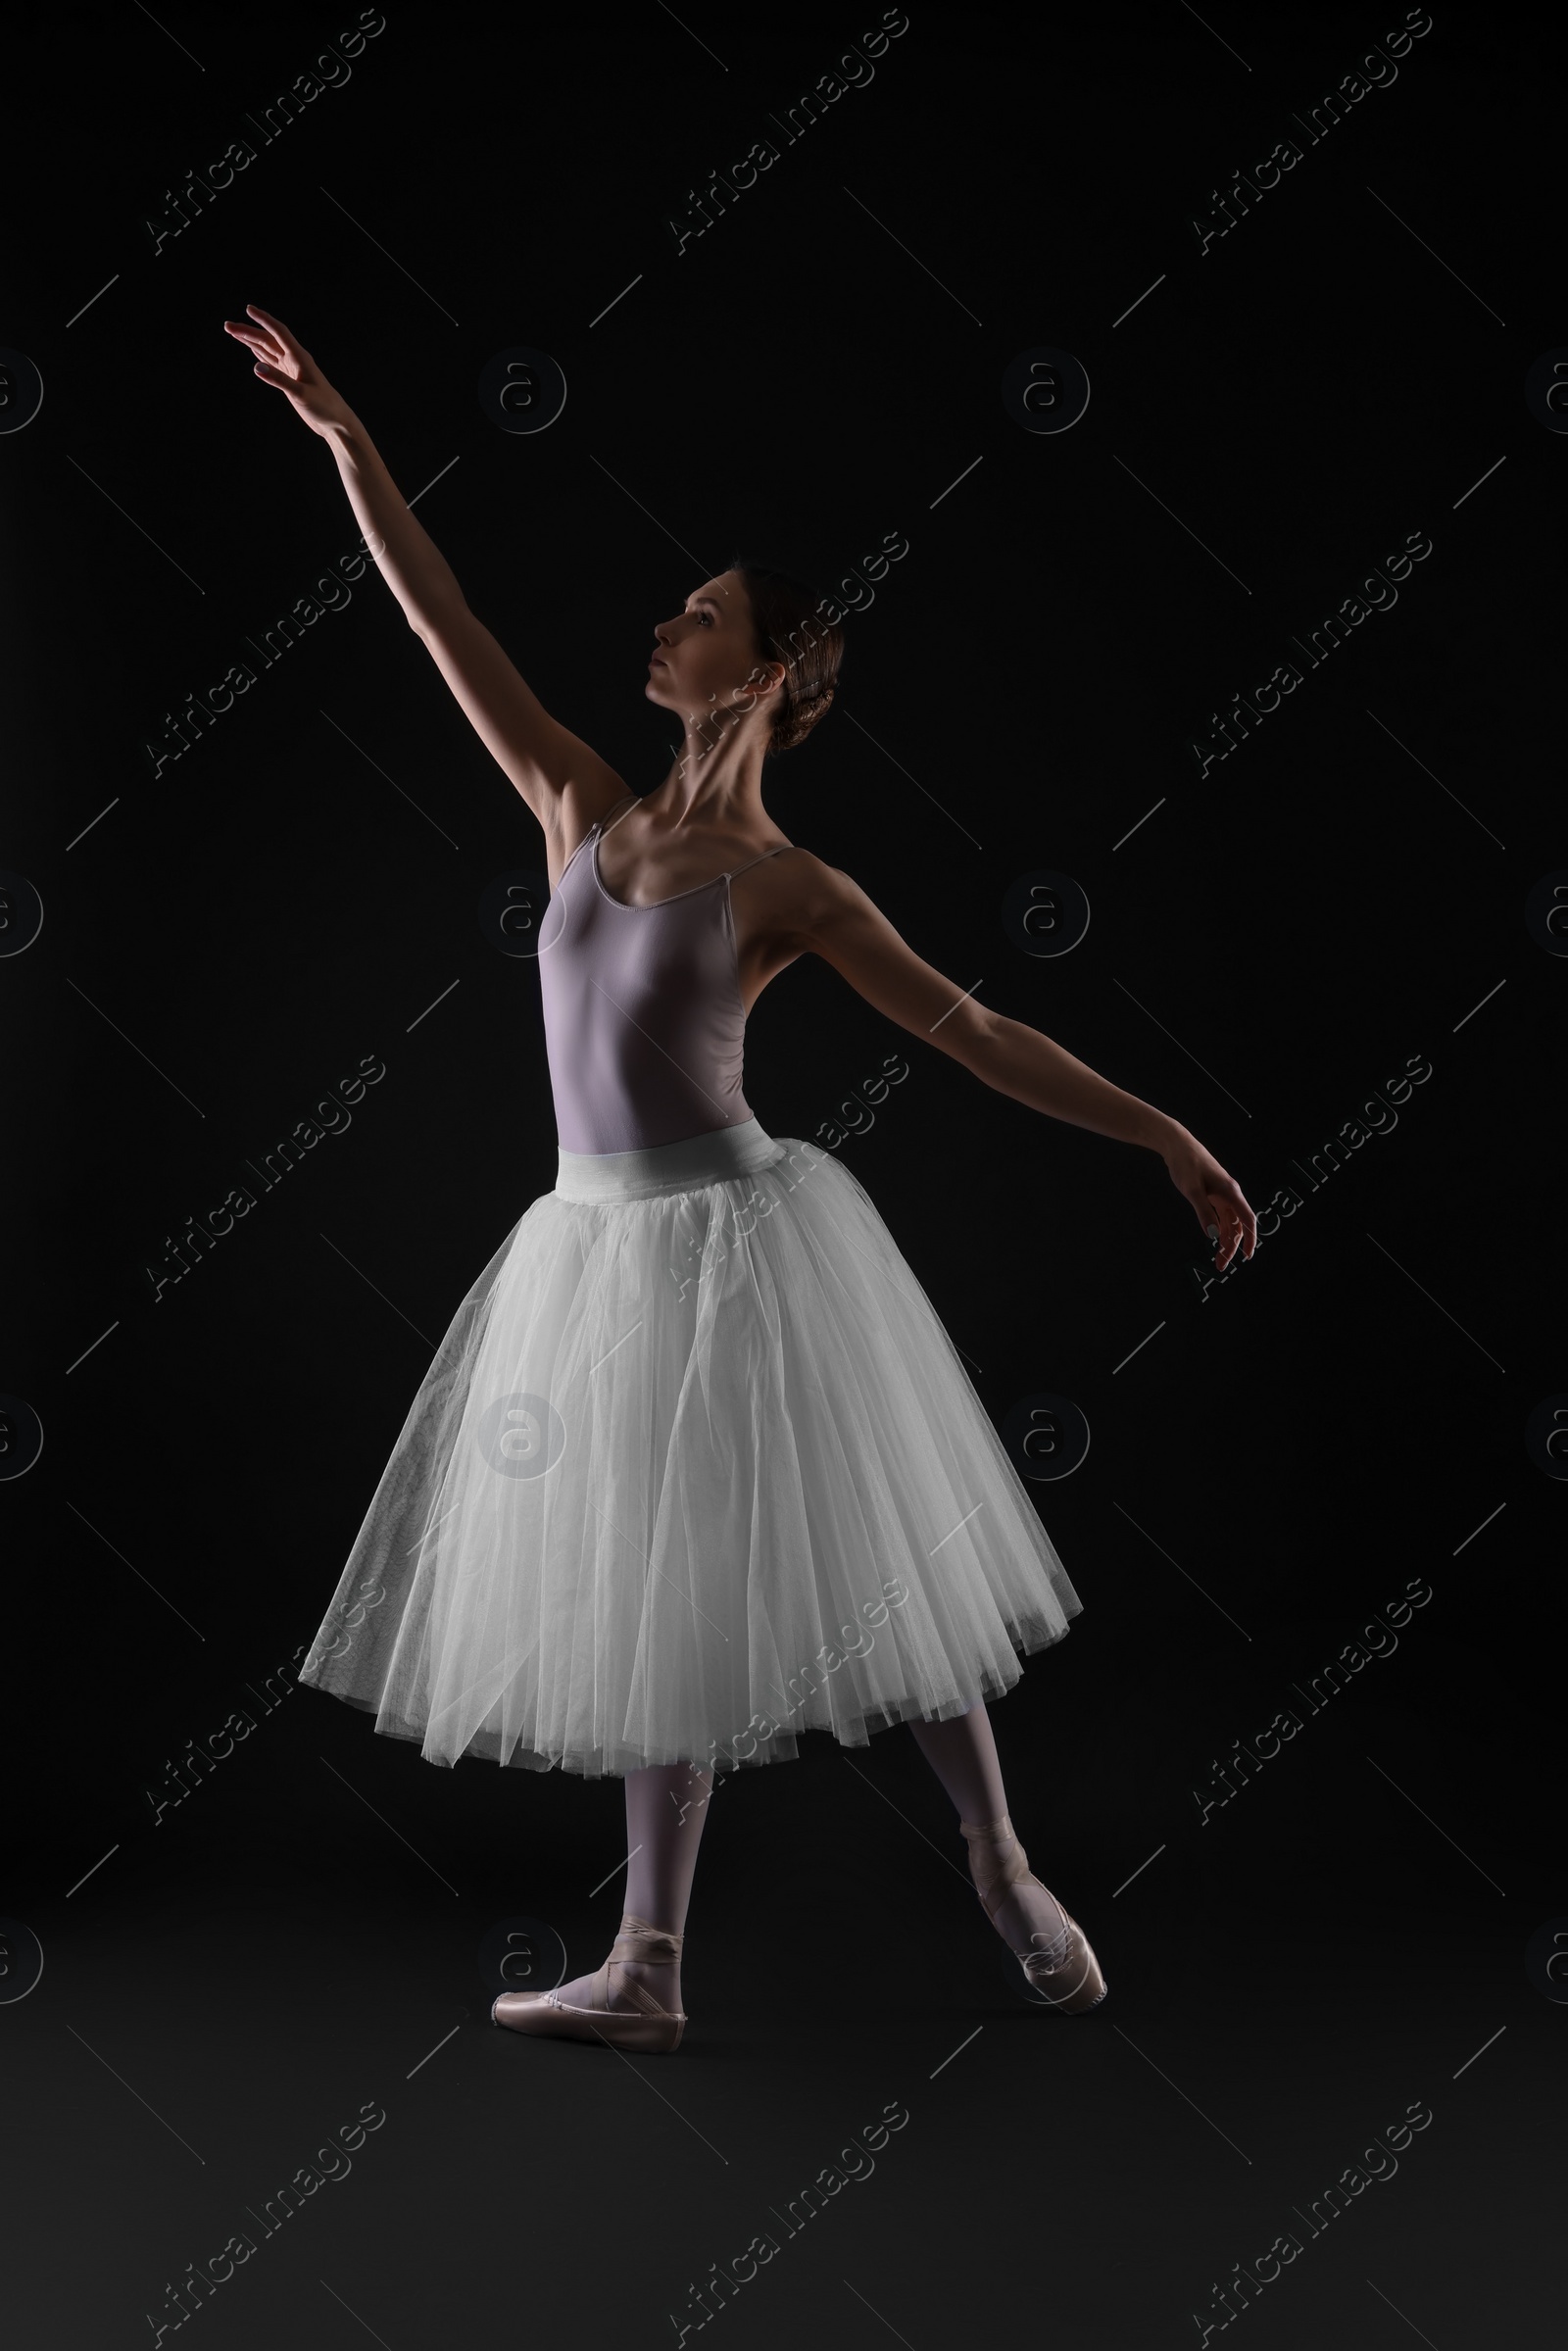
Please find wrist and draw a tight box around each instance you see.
[1142,1107,1186,1159]
[321,405,366,454]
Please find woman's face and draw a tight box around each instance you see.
[645,568,781,726]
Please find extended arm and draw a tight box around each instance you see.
[320,413,465,631]
[222,306,625,844]
[797,860,1257,1265]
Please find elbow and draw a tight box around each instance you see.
[407,586,466,647]
[951,1002,1001,1082]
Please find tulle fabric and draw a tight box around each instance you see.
[297,1125,1082,1776]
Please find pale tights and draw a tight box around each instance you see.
[554,1703,1064,2014]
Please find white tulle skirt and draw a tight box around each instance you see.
[297,1119,1082,1776]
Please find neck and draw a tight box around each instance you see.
[650,706,770,832]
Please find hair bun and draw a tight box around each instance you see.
[729,556,845,758]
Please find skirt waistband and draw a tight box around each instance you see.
[555,1117,790,1203]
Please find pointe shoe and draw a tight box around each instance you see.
[958,1813,1108,2014]
[490,1913,686,2052]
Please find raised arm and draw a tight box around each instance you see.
[222,305,625,849]
[792,859,1258,1267]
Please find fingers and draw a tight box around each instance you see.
[246,304,303,360]
[225,322,289,379]
[1172,1144,1267,1271]
[1228,1182,1259,1258]
[1199,1191,1254,1270]
[1202,1168,1261,1267]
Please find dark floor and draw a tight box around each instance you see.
[8,1638,1559,2350]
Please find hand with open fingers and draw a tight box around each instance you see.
[221,305,353,438]
[1161,1124,1258,1271]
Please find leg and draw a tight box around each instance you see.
[624,1759,712,1936]
[551,1759,714,2013]
[906,1699,1069,1964]
[905,1695,1007,1824]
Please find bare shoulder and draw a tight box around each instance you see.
[767,850,883,946]
[739,849,910,985]
[727,845,850,948]
[763,851,985,1049]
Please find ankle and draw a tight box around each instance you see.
[606,1935,683,2015]
[958,1814,1018,1879]
[616,1911,684,1957]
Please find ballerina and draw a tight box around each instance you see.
[224,303,1257,2050]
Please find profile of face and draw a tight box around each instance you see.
[645,568,783,730]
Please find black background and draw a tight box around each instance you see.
[3,3,1561,2345]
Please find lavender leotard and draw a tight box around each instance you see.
[536,794,797,1156]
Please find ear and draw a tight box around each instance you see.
[733,660,787,711]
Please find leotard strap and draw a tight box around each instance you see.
[597,791,640,838]
[727,843,798,880]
